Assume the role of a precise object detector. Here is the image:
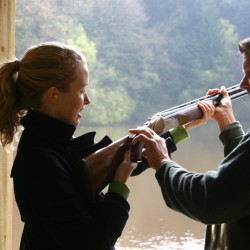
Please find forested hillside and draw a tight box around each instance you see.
[15,0,250,125]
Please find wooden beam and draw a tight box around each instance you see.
[0,1,16,250]
[0,0,15,59]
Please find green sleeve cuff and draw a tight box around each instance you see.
[169,125,190,144]
[108,180,130,200]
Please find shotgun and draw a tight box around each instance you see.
[76,84,248,199]
[146,84,248,133]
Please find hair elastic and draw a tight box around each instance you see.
[14,60,20,71]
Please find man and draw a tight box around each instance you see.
[129,37,250,249]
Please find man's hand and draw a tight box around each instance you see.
[128,127,170,171]
[207,86,236,131]
[185,100,215,130]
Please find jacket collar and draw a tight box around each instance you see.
[21,110,76,144]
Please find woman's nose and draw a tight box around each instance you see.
[84,92,91,104]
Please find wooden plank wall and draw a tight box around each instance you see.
[0,1,16,249]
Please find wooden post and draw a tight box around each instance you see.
[0,1,16,250]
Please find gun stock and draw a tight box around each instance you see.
[76,135,143,200]
[77,84,248,199]
[76,136,130,199]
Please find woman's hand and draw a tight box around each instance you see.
[113,151,137,183]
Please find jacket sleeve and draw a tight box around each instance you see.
[155,122,250,225]
[219,121,244,156]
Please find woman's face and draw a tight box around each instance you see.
[55,61,91,126]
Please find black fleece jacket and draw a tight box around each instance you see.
[11,111,130,250]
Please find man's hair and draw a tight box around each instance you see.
[238,37,250,54]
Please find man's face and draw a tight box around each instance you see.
[240,52,250,94]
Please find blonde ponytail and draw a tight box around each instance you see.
[0,60,24,147]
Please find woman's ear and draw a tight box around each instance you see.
[46,87,59,104]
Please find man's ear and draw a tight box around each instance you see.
[46,87,59,104]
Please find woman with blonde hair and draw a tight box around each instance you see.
[0,42,137,250]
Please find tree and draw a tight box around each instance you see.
[15,0,248,124]
[142,0,238,107]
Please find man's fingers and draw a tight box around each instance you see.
[130,132,150,146]
[130,126,154,136]
[206,88,220,95]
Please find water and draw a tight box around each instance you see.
[12,120,250,250]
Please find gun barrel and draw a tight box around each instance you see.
[161,84,247,116]
[149,84,247,120]
[230,89,248,100]
[146,84,248,133]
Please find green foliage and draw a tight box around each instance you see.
[67,25,97,71]
[15,0,78,57]
[15,0,249,124]
[85,85,135,125]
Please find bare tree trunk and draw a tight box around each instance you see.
[0,1,16,250]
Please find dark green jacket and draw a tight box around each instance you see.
[155,122,250,249]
